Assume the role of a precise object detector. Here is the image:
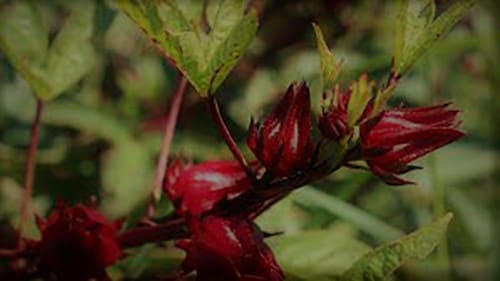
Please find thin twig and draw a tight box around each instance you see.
[18,99,44,247]
[207,96,254,178]
[149,75,188,216]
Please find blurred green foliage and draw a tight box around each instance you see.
[0,0,496,280]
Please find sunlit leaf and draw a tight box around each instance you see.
[313,23,341,90]
[339,213,453,281]
[0,1,96,100]
[394,0,476,74]
[347,74,374,127]
[43,1,97,100]
[0,1,50,97]
[120,244,156,279]
[117,0,258,96]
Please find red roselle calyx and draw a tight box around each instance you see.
[177,216,284,281]
[164,159,254,216]
[316,74,464,185]
[358,104,464,185]
[247,82,314,178]
[36,203,122,281]
[318,85,351,141]
[318,74,374,142]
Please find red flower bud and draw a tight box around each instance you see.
[178,216,284,281]
[319,75,375,141]
[318,86,351,140]
[359,104,464,185]
[37,203,121,281]
[164,159,252,216]
[247,82,313,177]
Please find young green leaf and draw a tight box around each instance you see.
[313,23,342,90]
[43,1,96,100]
[0,1,50,97]
[347,74,374,127]
[0,1,96,101]
[339,213,453,281]
[120,244,156,278]
[371,81,397,118]
[394,0,476,75]
[117,0,258,96]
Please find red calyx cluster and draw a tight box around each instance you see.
[359,104,464,185]
[247,82,314,177]
[178,216,284,281]
[317,77,463,185]
[2,76,464,281]
[159,77,463,280]
[164,159,254,216]
[35,203,121,281]
[163,159,285,280]
[318,86,352,140]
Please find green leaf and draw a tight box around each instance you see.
[394,0,476,74]
[112,248,184,278]
[313,23,341,90]
[121,244,156,278]
[347,74,374,126]
[393,0,408,70]
[117,0,258,96]
[0,1,96,100]
[339,213,453,281]
[294,187,404,242]
[371,82,396,118]
[100,140,153,219]
[43,1,97,100]
[270,226,371,279]
[0,1,50,97]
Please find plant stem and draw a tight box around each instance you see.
[207,96,254,178]
[118,217,187,248]
[149,75,188,215]
[18,99,44,247]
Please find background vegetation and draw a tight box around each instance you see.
[0,0,498,280]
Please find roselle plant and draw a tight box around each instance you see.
[0,0,480,280]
